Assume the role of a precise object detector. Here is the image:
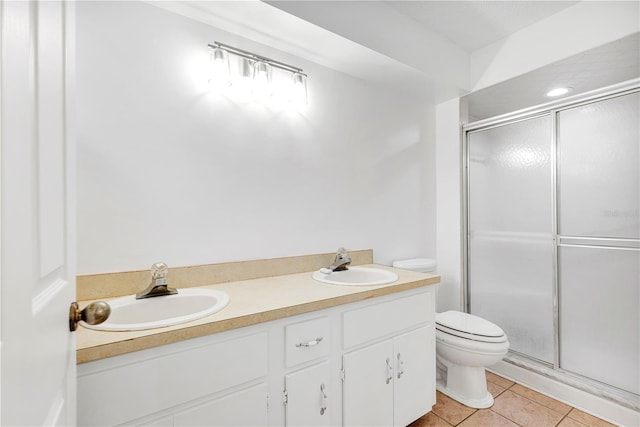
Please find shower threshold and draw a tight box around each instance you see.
[498,351,639,412]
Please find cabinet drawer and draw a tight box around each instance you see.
[343,291,432,349]
[174,383,268,427]
[285,316,330,367]
[78,332,268,426]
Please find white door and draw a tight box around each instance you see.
[1,1,76,425]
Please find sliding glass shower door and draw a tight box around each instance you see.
[465,87,640,400]
[467,115,555,364]
[557,92,639,395]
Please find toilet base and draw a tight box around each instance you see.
[436,379,495,409]
[436,362,495,409]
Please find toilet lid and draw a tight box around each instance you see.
[436,311,506,340]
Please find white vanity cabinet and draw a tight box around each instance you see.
[342,292,436,426]
[77,285,435,426]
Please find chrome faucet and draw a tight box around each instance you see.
[326,247,352,272]
[136,262,178,299]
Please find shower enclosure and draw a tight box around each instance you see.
[463,81,639,408]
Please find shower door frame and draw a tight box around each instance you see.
[461,78,640,403]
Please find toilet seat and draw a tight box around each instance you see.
[436,324,508,343]
[436,311,507,343]
[436,329,510,355]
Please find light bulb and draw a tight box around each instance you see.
[289,72,308,106]
[209,47,231,89]
[546,87,571,97]
[252,61,272,100]
[234,58,254,97]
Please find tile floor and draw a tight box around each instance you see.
[409,372,617,427]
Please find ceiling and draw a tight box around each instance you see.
[370,1,579,53]
[265,0,581,93]
[150,1,638,107]
[268,1,579,53]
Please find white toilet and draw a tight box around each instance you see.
[392,258,510,409]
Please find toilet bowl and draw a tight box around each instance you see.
[435,310,509,408]
[392,258,510,409]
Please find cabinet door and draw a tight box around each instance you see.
[173,383,267,426]
[285,361,333,426]
[393,326,435,427]
[343,340,394,426]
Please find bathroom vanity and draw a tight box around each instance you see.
[76,254,439,426]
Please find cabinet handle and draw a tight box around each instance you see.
[320,383,327,415]
[296,337,323,347]
[385,357,393,384]
[397,353,404,379]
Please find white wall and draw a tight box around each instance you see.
[434,98,461,312]
[76,1,436,275]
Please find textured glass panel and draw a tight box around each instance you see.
[468,115,554,363]
[559,246,640,395]
[558,92,640,238]
[469,235,554,362]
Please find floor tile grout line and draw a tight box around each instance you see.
[452,408,478,426]
[496,389,570,426]
[432,411,456,427]
[490,408,526,427]
[555,411,576,427]
[505,383,572,418]
[486,380,572,427]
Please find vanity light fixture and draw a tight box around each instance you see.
[546,87,571,97]
[207,41,308,105]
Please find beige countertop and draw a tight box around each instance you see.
[77,264,440,364]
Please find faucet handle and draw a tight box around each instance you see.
[336,247,348,260]
[151,262,168,282]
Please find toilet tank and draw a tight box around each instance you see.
[392,258,437,273]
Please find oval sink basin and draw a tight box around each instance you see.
[81,288,229,332]
[312,267,398,286]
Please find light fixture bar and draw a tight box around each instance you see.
[208,42,306,76]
